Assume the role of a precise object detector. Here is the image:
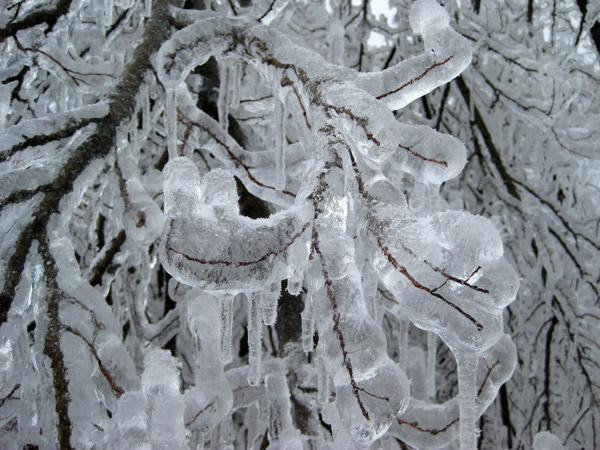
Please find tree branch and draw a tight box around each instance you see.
[0,0,173,324]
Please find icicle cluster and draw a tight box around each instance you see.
[153,0,518,447]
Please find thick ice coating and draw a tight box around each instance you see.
[160,157,307,291]
[150,0,517,448]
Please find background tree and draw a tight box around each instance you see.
[0,0,597,449]
[411,1,600,447]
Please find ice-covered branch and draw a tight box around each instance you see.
[0,0,172,325]
[154,1,516,446]
[0,0,535,447]
[357,0,472,110]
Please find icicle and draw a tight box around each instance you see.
[317,352,329,405]
[144,0,152,17]
[264,361,304,449]
[218,63,229,132]
[119,0,134,9]
[301,294,314,353]
[220,416,234,445]
[265,360,292,442]
[326,19,345,65]
[258,396,269,425]
[398,316,409,373]
[143,86,150,134]
[23,65,38,90]
[469,85,475,123]
[166,88,177,159]
[218,294,234,364]
[456,352,479,450]
[74,90,83,108]
[261,281,280,326]
[362,263,379,320]
[195,430,206,450]
[247,292,262,386]
[104,0,113,26]
[426,332,437,400]
[274,98,285,190]
[60,83,69,111]
[229,62,241,109]
[365,289,377,321]
[131,120,138,152]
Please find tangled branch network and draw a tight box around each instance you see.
[155,0,518,448]
[0,0,519,448]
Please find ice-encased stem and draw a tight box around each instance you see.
[301,294,314,353]
[247,292,262,386]
[166,88,177,158]
[426,332,437,400]
[261,282,280,326]
[218,294,234,364]
[144,0,152,17]
[457,352,479,450]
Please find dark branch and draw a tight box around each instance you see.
[454,76,522,201]
[88,230,127,287]
[0,0,173,325]
[39,236,73,450]
[376,56,454,100]
[168,221,312,267]
[0,0,73,42]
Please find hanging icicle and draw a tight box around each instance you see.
[261,281,281,326]
[398,315,410,373]
[104,0,113,27]
[426,332,437,400]
[218,62,230,132]
[274,98,285,190]
[166,88,177,159]
[286,276,302,296]
[247,292,263,387]
[229,61,241,109]
[142,85,150,136]
[301,293,314,353]
[457,352,479,450]
[317,351,330,405]
[218,294,234,364]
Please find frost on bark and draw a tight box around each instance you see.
[3,0,592,448]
